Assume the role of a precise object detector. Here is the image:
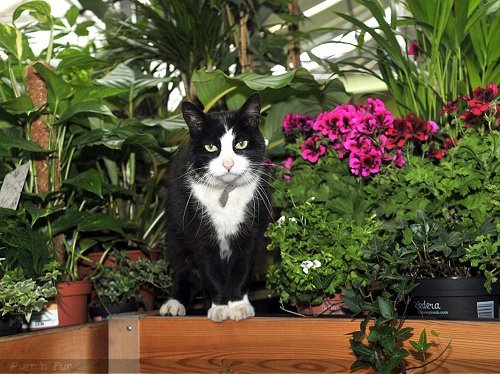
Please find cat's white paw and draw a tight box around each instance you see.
[207,304,229,322]
[159,299,186,316]
[228,295,255,321]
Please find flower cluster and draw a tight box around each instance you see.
[282,113,315,137]
[432,83,499,159]
[283,98,438,178]
[442,83,499,127]
[300,259,321,274]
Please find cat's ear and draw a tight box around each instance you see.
[239,93,261,128]
[182,101,206,133]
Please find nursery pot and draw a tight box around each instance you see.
[296,294,348,316]
[407,277,500,320]
[30,280,92,330]
[89,302,138,321]
[0,318,21,337]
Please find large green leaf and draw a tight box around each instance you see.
[50,209,85,236]
[63,168,103,197]
[78,213,125,236]
[0,96,35,114]
[0,23,34,61]
[58,102,114,122]
[13,1,52,24]
[0,136,54,153]
[33,62,73,103]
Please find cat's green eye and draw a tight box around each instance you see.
[235,140,249,150]
[204,144,218,152]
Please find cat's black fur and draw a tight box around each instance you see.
[163,93,271,319]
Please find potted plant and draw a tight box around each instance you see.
[0,262,59,336]
[89,250,171,320]
[266,200,379,315]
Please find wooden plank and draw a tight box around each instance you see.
[108,314,141,373]
[139,316,500,373]
[0,322,108,373]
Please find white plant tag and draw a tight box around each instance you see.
[30,300,59,329]
[0,162,30,210]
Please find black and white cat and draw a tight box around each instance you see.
[159,93,272,322]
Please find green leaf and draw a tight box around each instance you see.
[65,6,79,26]
[78,213,125,236]
[33,63,73,103]
[378,296,395,319]
[0,96,35,114]
[0,136,54,153]
[50,209,85,236]
[13,1,52,23]
[0,23,34,61]
[59,102,114,122]
[63,168,103,197]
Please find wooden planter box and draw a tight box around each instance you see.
[1,317,499,373]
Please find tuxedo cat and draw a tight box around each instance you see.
[159,93,272,322]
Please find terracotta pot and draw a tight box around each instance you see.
[29,280,92,330]
[296,294,348,316]
[77,249,160,279]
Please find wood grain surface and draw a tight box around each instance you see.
[0,322,108,373]
[139,316,500,373]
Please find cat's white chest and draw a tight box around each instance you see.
[191,181,256,259]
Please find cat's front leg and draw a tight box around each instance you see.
[228,294,255,321]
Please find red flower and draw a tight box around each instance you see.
[300,137,326,163]
[466,83,498,116]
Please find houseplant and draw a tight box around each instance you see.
[266,201,378,315]
[89,250,171,320]
[0,262,59,336]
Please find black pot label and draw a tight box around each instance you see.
[409,296,498,319]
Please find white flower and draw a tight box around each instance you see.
[277,216,286,226]
[289,217,297,222]
[311,196,316,201]
[300,260,313,274]
[312,260,321,268]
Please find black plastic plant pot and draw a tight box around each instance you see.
[88,302,138,321]
[0,318,21,337]
[407,277,500,320]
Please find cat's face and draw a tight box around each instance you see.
[182,93,265,187]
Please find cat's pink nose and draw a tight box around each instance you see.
[223,159,234,171]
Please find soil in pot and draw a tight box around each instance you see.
[407,277,500,319]
[29,280,92,330]
[0,318,21,337]
[89,302,138,321]
[296,294,349,316]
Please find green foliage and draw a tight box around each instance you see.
[0,262,59,323]
[90,251,171,307]
[332,0,500,121]
[0,208,52,278]
[0,1,173,280]
[266,201,378,306]
[463,231,500,292]
[191,69,349,153]
[366,128,499,232]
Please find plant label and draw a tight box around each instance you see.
[29,300,59,329]
[0,162,30,210]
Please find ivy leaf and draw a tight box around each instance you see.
[378,296,395,320]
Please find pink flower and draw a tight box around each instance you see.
[284,157,293,170]
[349,148,382,178]
[392,149,405,168]
[300,137,326,163]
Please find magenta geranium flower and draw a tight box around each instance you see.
[349,148,382,177]
[467,83,498,116]
[300,137,326,163]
